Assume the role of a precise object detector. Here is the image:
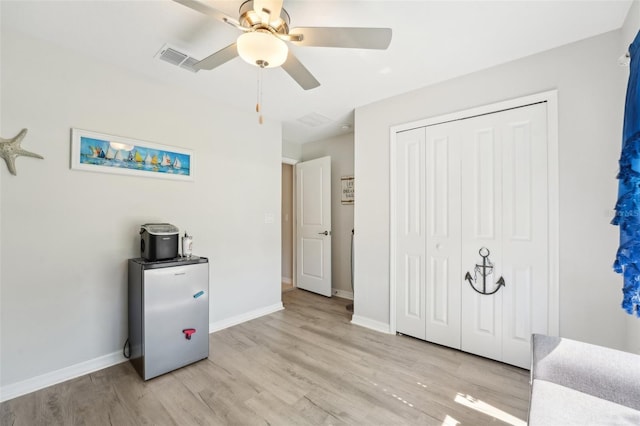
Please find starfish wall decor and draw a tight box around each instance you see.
[0,129,44,176]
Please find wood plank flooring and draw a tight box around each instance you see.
[1,289,530,425]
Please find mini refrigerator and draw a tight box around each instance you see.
[128,256,209,380]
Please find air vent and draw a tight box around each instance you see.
[180,57,200,72]
[156,44,200,73]
[297,112,332,127]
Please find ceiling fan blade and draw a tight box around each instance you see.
[281,51,320,90]
[194,43,238,71]
[173,0,242,29]
[289,27,392,49]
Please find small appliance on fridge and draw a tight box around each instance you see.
[128,224,209,380]
[139,223,179,261]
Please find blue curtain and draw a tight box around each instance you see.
[613,30,640,317]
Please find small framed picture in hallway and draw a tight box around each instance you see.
[341,176,354,205]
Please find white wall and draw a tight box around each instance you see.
[282,140,302,162]
[302,133,355,297]
[0,28,282,394]
[354,28,634,351]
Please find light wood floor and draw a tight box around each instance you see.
[1,289,530,425]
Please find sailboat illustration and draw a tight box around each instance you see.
[144,153,152,164]
[134,150,143,163]
[87,146,99,158]
[105,146,117,160]
[127,151,134,162]
[173,157,181,169]
[151,154,159,165]
[114,150,125,161]
[161,153,171,167]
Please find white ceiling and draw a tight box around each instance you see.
[1,0,633,144]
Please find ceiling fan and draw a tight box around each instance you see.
[173,0,392,90]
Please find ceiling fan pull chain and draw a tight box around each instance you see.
[256,64,264,124]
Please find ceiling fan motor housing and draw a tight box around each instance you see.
[239,0,291,35]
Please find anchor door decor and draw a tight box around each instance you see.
[393,101,554,368]
[465,248,505,296]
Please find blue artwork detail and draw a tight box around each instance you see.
[79,136,191,177]
[613,30,640,317]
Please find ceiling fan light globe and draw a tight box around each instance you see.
[237,31,288,68]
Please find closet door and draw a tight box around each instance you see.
[395,122,463,348]
[394,101,551,369]
[395,128,427,339]
[460,103,548,368]
[500,103,549,367]
[459,113,504,361]
[424,121,462,349]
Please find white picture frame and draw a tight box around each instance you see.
[70,128,194,181]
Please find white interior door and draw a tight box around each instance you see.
[499,103,549,367]
[460,103,548,368]
[395,122,462,346]
[424,121,462,349]
[459,115,505,362]
[395,128,427,339]
[296,156,332,296]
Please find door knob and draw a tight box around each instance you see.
[318,230,330,236]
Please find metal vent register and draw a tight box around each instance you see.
[156,44,199,73]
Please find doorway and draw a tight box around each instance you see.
[295,156,332,296]
[282,162,295,293]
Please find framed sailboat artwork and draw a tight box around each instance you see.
[70,128,194,181]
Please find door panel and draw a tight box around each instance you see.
[471,128,497,239]
[395,128,426,339]
[296,157,332,296]
[501,103,548,368]
[301,238,324,278]
[461,117,503,361]
[405,254,423,318]
[424,122,461,348]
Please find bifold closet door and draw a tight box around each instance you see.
[395,102,550,368]
[395,128,427,340]
[395,122,462,348]
[460,103,549,368]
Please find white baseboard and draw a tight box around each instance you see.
[281,277,292,285]
[2,303,285,403]
[209,302,284,333]
[332,289,354,300]
[351,315,393,334]
[0,350,127,403]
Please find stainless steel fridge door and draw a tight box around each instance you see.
[143,262,209,379]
